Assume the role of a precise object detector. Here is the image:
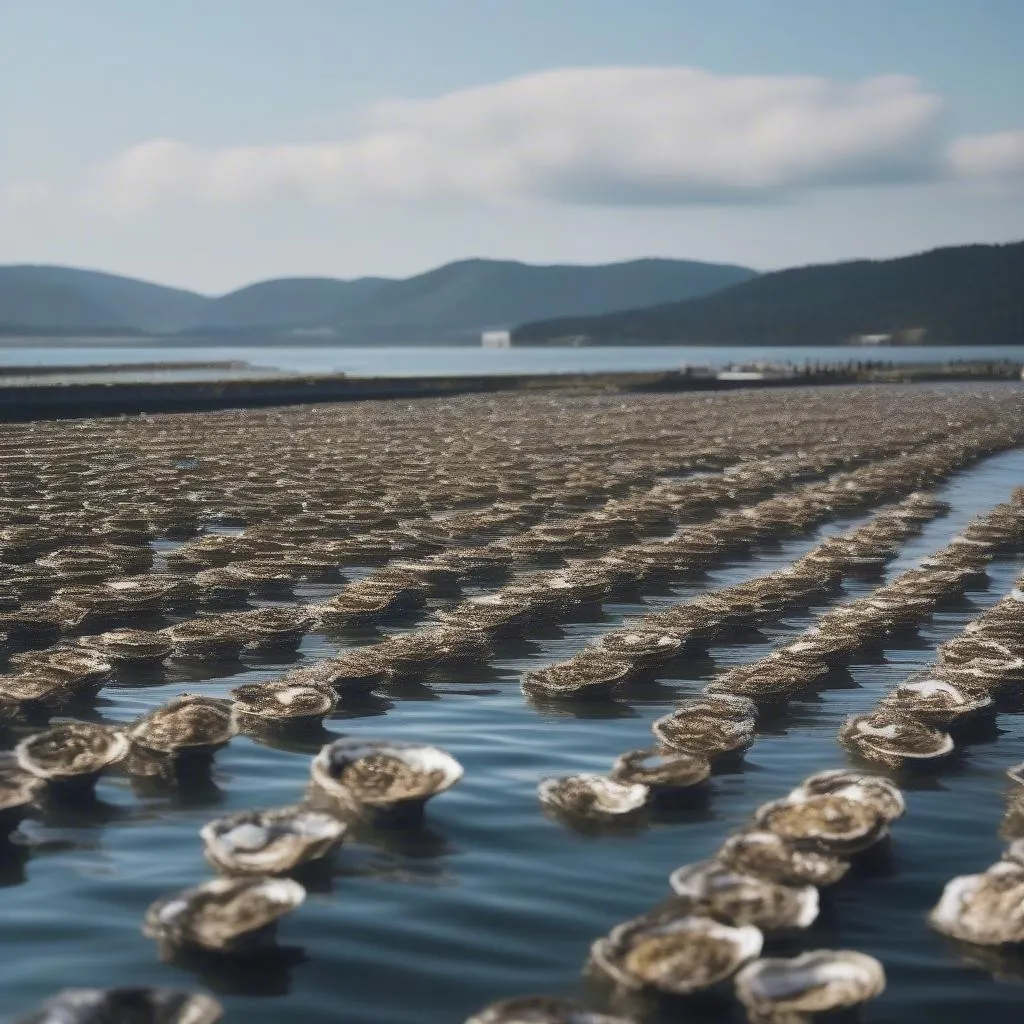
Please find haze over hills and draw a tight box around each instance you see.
[514,242,1024,346]
[0,257,755,341]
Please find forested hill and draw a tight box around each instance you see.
[512,242,1024,346]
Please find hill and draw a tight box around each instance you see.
[0,258,755,339]
[0,265,208,333]
[333,258,756,340]
[193,277,392,331]
[513,242,1024,346]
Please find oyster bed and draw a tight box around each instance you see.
[3,384,1024,1023]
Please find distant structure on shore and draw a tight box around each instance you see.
[850,328,928,346]
[481,330,511,348]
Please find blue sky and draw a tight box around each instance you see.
[1,0,1021,292]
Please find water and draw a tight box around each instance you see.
[5,450,1024,1022]
[0,342,1021,381]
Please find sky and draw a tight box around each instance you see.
[1,0,1022,294]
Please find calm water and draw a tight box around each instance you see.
[0,342,1022,381]
[4,450,1024,1022]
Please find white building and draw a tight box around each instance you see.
[481,330,511,348]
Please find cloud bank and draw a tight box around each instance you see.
[11,67,1019,214]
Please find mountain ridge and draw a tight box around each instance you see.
[0,257,756,340]
[512,241,1024,346]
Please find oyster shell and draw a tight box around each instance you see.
[522,649,635,699]
[718,831,850,887]
[590,910,763,995]
[15,987,223,1024]
[143,875,305,952]
[668,860,819,932]
[77,628,173,665]
[538,774,648,818]
[790,769,905,824]
[310,737,463,818]
[201,805,345,874]
[15,722,129,788]
[596,630,683,663]
[838,710,954,769]
[734,950,886,1023]
[230,680,338,723]
[164,620,244,661]
[651,699,756,761]
[129,695,237,755]
[878,676,992,726]
[752,794,888,856]
[609,748,710,792]
[929,860,1024,944]
[0,751,44,834]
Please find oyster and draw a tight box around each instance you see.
[668,860,819,932]
[651,698,756,761]
[590,910,763,995]
[310,737,463,819]
[734,950,886,1023]
[538,774,648,818]
[752,794,888,857]
[230,680,338,724]
[522,649,635,699]
[15,722,129,790]
[15,987,223,1024]
[790,769,905,824]
[465,995,629,1024]
[596,630,683,663]
[878,676,992,727]
[9,648,113,687]
[143,875,305,952]
[164,621,244,661]
[929,860,1024,944]
[78,628,173,665]
[222,607,313,651]
[610,748,710,793]
[201,805,345,874]
[838,710,954,769]
[718,831,850,887]
[129,695,237,755]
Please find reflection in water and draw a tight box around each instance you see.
[525,694,640,721]
[168,942,308,997]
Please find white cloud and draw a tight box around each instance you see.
[85,67,946,212]
[947,129,1024,187]
[0,181,55,208]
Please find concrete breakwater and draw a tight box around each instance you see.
[0,359,1019,421]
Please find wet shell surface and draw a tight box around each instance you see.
[718,830,850,887]
[752,794,888,856]
[230,680,338,722]
[791,769,906,823]
[609,748,710,791]
[15,986,224,1024]
[538,774,649,818]
[128,695,237,754]
[77,628,173,664]
[596,630,683,662]
[310,737,463,814]
[929,861,1024,944]
[464,996,631,1024]
[838,711,954,768]
[651,701,756,760]
[15,722,129,782]
[0,751,44,826]
[591,911,763,995]
[668,860,820,932]
[734,950,886,1023]
[522,650,635,699]
[201,805,346,874]
[143,875,306,951]
[879,676,992,726]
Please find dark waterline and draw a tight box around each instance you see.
[4,450,1024,1022]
